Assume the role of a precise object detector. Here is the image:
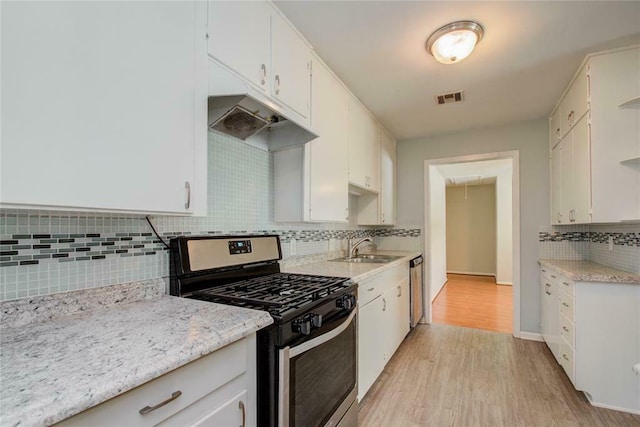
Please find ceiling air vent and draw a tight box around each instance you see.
[435,90,464,105]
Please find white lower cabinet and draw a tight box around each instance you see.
[57,335,256,427]
[357,263,411,402]
[357,295,386,401]
[539,265,640,414]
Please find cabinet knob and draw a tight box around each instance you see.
[563,326,569,332]
[275,75,281,95]
[382,297,386,311]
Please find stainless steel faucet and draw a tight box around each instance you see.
[348,237,372,258]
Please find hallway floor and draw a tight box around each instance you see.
[358,324,640,426]
[432,274,513,333]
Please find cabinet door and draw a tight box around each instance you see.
[358,296,385,401]
[348,99,380,191]
[1,1,201,214]
[189,391,247,427]
[560,138,574,223]
[208,0,270,92]
[549,107,562,150]
[308,59,349,222]
[550,144,564,224]
[542,278,560,361]
[270,11,311,118]
[561,64,589,138]
[570,116,592,223]
[380,129,396,225]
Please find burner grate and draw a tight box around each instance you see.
[190,273,349,311]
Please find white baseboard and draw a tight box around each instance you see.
[447,270,495,277]
[519,331,544,342]
[587,398,640,415]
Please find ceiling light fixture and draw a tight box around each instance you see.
[426,20,484,64]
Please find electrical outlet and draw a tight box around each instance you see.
[608,235,614,251]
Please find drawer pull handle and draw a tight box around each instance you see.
[397,285,402,297]
[563,326,569,332]
[239,400,246,427]
[545,291,551,296]
[139,390,182,415]
[562,354,569,361]
[562,303,569,308]
[551,275,557,279]
[368,287,375,291]
[563,282,570,286]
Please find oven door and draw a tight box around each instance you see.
[278,309,357,427]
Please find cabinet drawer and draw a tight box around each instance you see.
[560,314,575,348]
[559,341,575,385]
[560,292,575,321]
[58,338,249,427]
[558,276,575,296]
[358,263,408,306]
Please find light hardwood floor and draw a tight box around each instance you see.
[432,274,513,334]
[358,324,640,426]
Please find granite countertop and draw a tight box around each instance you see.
[283,250,422,282]
[539,259,640,284]
[0,281,273,427]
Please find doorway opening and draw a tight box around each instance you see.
[423,152,520,337]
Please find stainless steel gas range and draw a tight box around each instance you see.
[170,235,358,427]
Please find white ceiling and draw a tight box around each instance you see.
[275,1,640,141]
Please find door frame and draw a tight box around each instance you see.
[423,150,521,337]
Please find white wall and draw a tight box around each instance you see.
[446,184,496,276]
[427,166,448,301]
[398,119,548,333]
[495,169,513,285]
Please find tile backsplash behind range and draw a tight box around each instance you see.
[0,132,421,301]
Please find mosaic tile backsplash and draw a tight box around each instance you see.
[538,224,640,273]
[0,132,421,301]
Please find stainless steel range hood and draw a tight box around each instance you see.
[208,59,317,151]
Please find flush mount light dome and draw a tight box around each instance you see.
[426,20,484,64]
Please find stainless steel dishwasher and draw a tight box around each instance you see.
[410,255,424,327]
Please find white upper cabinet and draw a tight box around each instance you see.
[307,58,349,222]
[207,0,311,122]
[208,0,271,93]
[549,46,640,223]
[355,124,396,226]
[0,1,207,215]
[559,64,590,139]
[273,57,348,223]
[270,12,311,118]
[380,128,397,225]
[348,99,380,192]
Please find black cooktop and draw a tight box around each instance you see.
[187,273,353,322]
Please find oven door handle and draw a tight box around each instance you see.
[289,309,356,358]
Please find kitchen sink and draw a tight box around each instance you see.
[330,254,404,264]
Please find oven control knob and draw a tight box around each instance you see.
[337,295,355,310]
[293,319,312,335]
[311,313,323,328]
